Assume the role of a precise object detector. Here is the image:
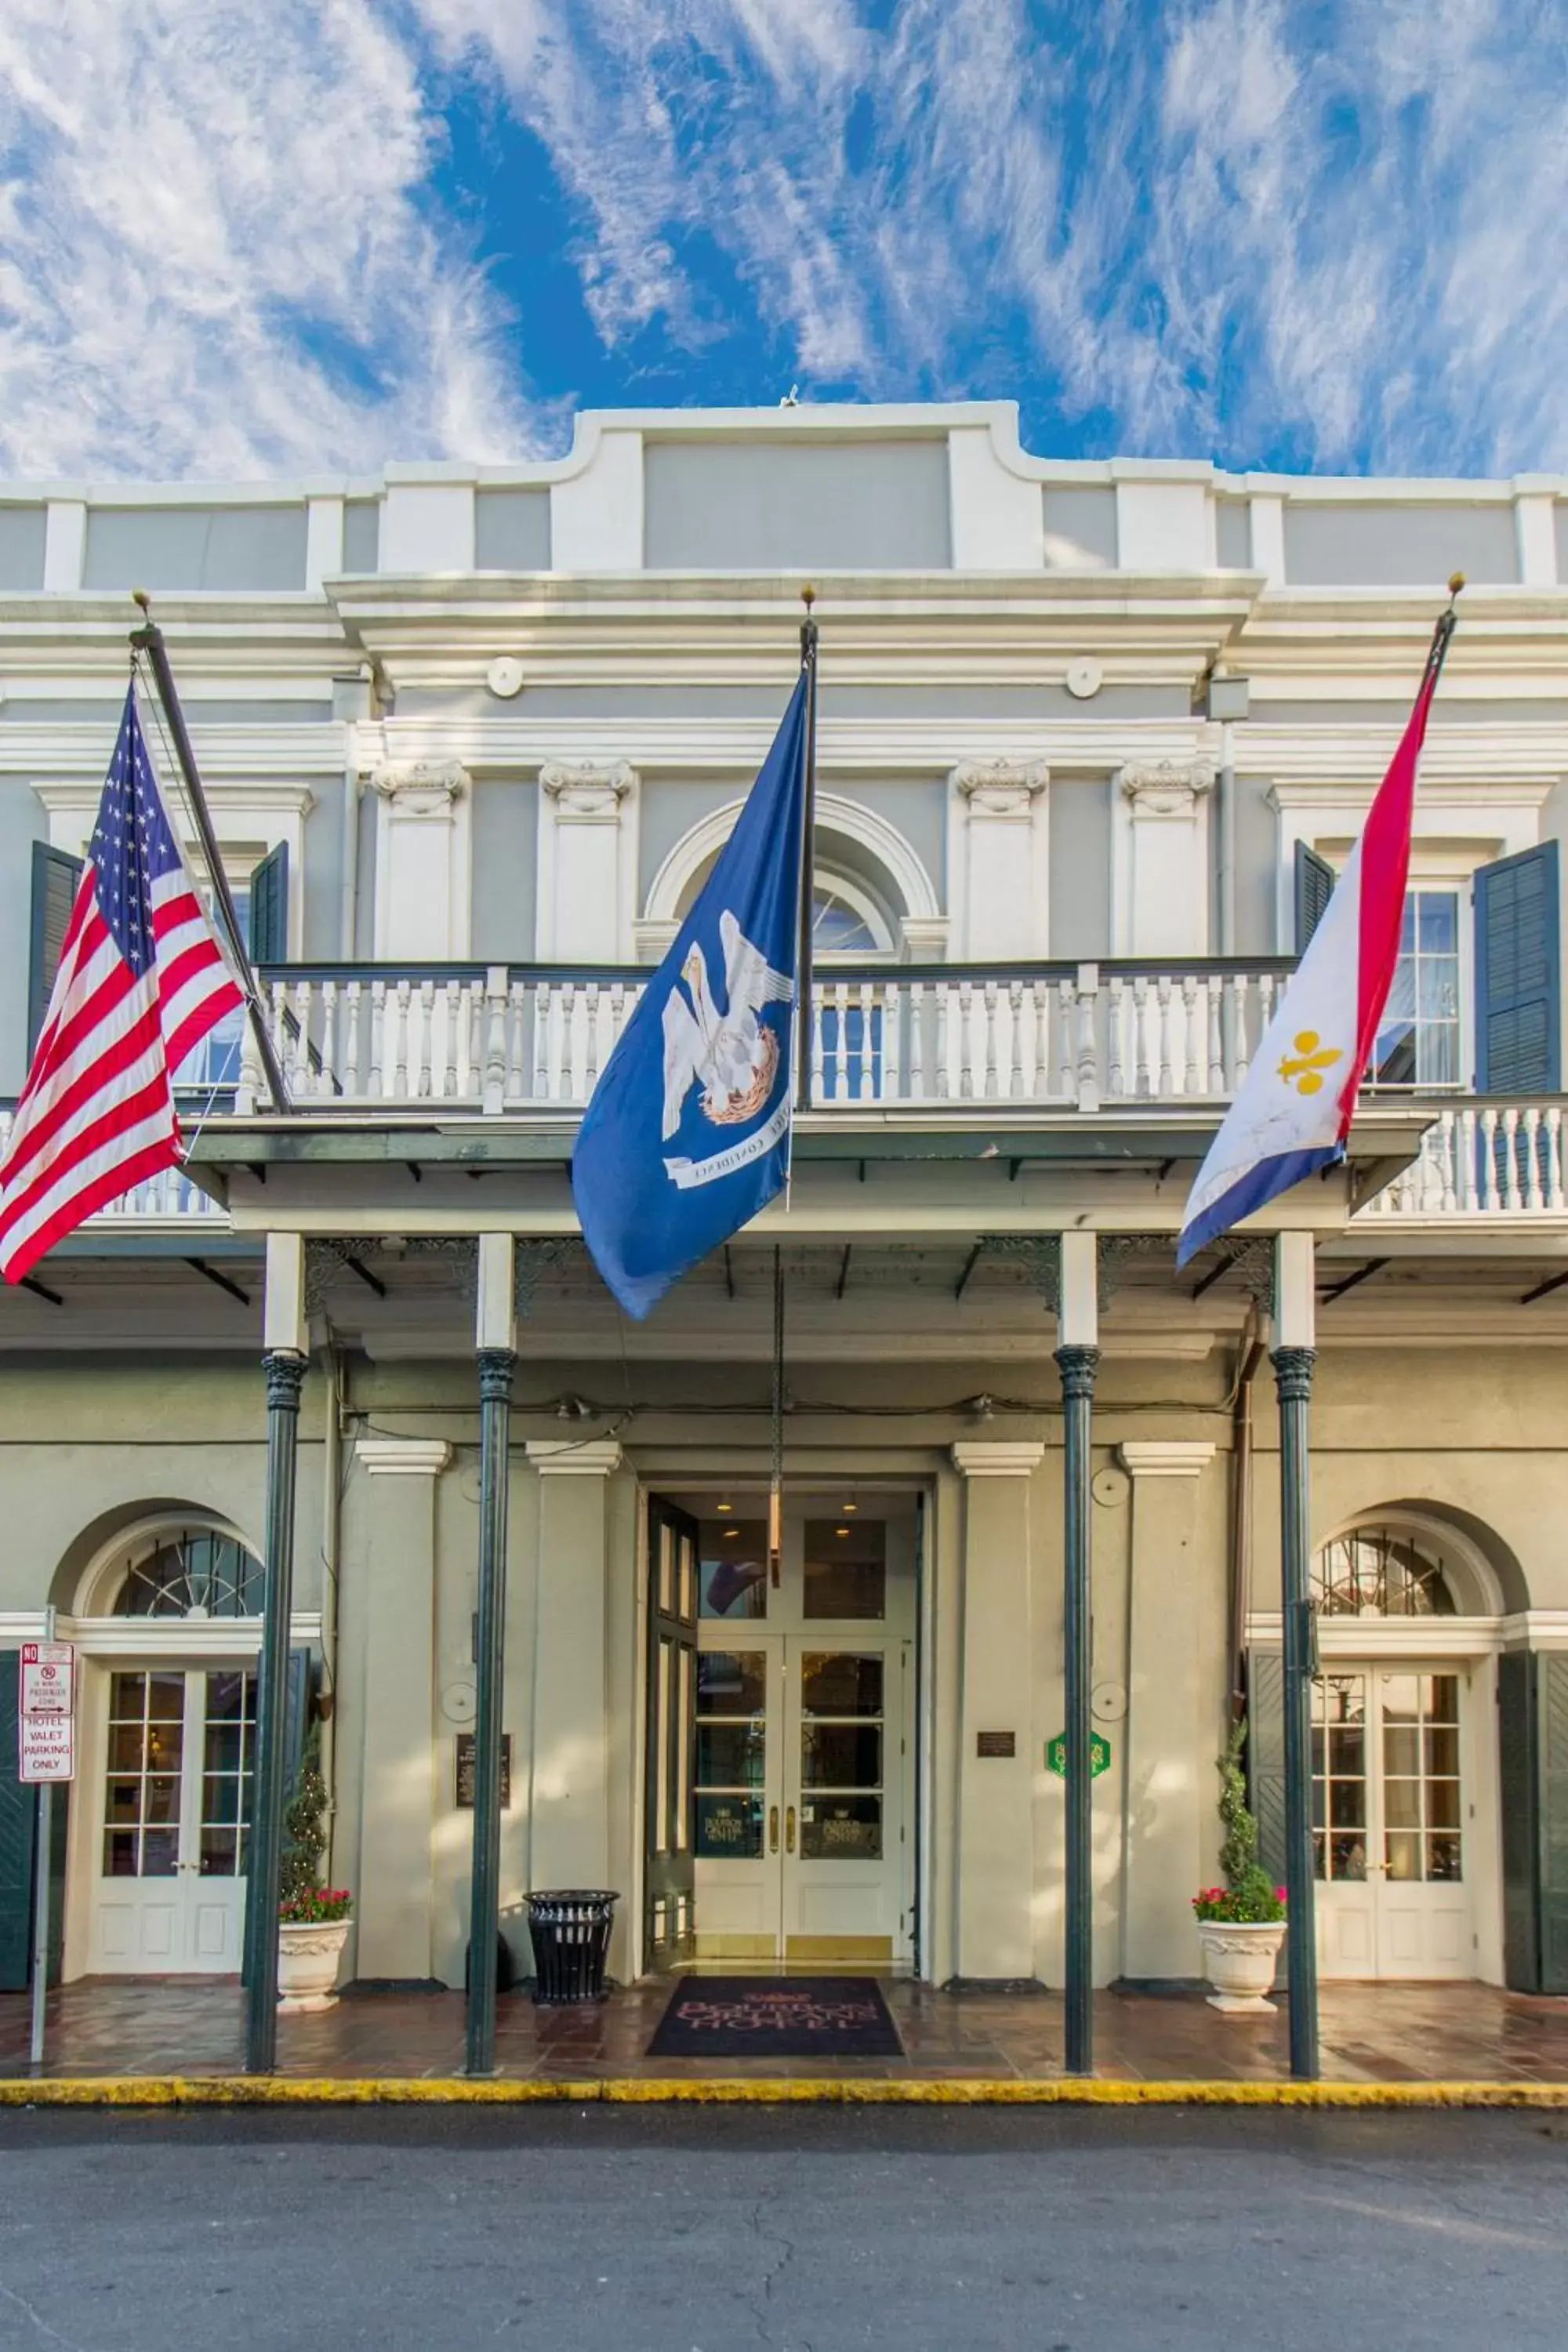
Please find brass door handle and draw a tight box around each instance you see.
[786,1805,797,1853]
[768,1806,779,1853]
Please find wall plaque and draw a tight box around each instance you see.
[976,1731,1016,1758]
[456,1733,513,1809]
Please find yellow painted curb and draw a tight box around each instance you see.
[2,2074,1567,2109]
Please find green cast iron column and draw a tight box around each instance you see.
[466,1343,517,2076]
[245,1347,307,2074]
[1056,1338,1100,2074]
[1273,1340,1319,2080]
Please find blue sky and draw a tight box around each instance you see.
[2,0,1565,481]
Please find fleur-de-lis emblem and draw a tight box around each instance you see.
[1278,1030,1341,1095]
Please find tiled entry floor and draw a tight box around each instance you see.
[5,1978,1568,2082]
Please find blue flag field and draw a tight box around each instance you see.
[572,673,810,1317]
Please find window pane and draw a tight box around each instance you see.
[110,1672,148,1721]
[1328,1726,1365,1777]
[800,1653,884,1717]
[803,1520,886,1620]
[699,1522,769,1620]
[1384,1777,1421,1829]
[143,1775,180,1826]
[203,1773,242,1825]
[205,1723,243,1773]
[695,1724,764,1788]
[147,1675,185,1722]
[1425,1726,1460,1777]
[107,1723,146,1772]
[205,1672,248,1722]
[802,1724,882,1789]
[201,1829,239,1876]
[1418,895,1457,953]
[1328,1778,1365,1829]
[1385,1831,1421,1882]
[800,1795,881,1860]
[140,1829,180,1878]
[1426,1778,1461,1830]
[696,1653,766,1716]
[1428,1675,1460,1723]
[103,1830,139,1876]
[1428,1835,1464,1882]
[1330,1835,1367,1880]
[695,1794,763,1858]
[104,1779,141,1824]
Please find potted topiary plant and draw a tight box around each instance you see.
[276,1725,352,2013]
[1192,1717,1287,2013]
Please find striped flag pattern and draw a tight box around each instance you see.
[0,684,243,1281]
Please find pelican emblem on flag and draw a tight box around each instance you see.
[661,909,793,1141]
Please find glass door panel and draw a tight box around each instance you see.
[782,1639,909,1962]
[692,1638,783,1958]
[92,1667,251,1973]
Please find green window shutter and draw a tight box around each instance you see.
[28,843,85,1054]
[1537,1653,1568,1994]
[0,1654,38,1992]
[1498,1650,1539,1991]
[1475,843,1560,1092]
[1246,1650,1287,1889]
[1293,843,1336,956]
[247,842,289,966]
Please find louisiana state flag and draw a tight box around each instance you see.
[572,675,810,1317]
[1177,616,1454,1266]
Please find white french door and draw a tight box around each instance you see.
[1314,1664,1474,1980]
[688,1503,916,1965]
[91,1666,255,1973]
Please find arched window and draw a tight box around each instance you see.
[113,1530,262,1620]
[1312,1526,1458,1618]
[811,873,895,959]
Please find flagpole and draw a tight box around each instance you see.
[129,595,292,1115]
[794,586,819,1114]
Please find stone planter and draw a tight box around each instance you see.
[277,1918,350,2014]
[1196,1918,1287,2013]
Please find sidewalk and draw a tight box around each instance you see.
[5,1976,1568,2096]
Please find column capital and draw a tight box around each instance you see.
[525,1439,623,1479]
[539,759,637,815]
[366,758,469,810]
[1271,1345,1317,1403]
[262,1350,307,1410]
[354,1438,452,1478]
[1119,757,1215,815]
[1053,1343,1101,1400]
[950,1440,1045,1479]
[950,757,1049,814]
[1117,1439,1216,1479]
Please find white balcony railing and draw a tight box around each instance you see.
[1360,1100,1568,1218]
[0,1111,227,1229]
[238,960,1297,1115]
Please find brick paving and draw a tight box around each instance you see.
[5,1976,1568,2082]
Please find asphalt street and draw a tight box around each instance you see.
[1,2104,1565,2350]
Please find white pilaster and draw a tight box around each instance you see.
[476,1232,517,1355]
[1274,1231,1316,1348]
[368,761,472,958]
[1248,495,1287,588]
[535,762,638,960]
[352,1436,452,1982]
[551,430,644,571]
[946,426,1042,569]
[1114,758,1215,955]
[42,501,87,593]
[263,1232,307,1358]
[950,1439,1044,1980]
[1514,487,1558,587]
[525,1439,622,1893]
[1117,1439,1218,1980]
[948,760,1049,958]
[305,496,346,590]
[1056,1231,1099,1351]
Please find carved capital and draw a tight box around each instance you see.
[950,759,1049,816]
[367,760,468,815]
[1054,1343,1102,1402]
[263,1350,307,1412]
[1120,757,1215,816]
[1271,1344,1317,1405]
[539,760,637,818]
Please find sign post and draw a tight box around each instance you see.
[18,1621,74,2070]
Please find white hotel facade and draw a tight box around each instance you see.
[2,400,1567,2013]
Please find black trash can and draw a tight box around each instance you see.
[524,1889,619,2005]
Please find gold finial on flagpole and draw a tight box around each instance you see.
[1447,572,1466,599]
[801,583,815,610]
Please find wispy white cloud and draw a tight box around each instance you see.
[0,0,539,477]
[415,0,1568,473]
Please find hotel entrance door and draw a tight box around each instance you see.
[649,1494,916,1966]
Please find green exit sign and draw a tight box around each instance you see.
[1046,1731,1112,1779]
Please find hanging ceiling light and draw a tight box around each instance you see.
[716,1495,734,1515]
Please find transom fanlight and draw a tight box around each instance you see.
[114,1530,262,1620]
[1312,1526,1458,1618]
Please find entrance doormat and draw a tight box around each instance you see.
[648,1976,903,2060]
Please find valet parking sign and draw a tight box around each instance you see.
[18,1640,75,1781]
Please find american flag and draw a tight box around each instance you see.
[0,684,242,1282]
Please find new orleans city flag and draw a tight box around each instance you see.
[1177,626,1452,1266]
[572,675,810,1317]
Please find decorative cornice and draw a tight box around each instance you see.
[366,758,467,811]
[539,759,637,816]
[950,758,1049,815]
[950,1440,1046,1479]
[525,1439,623,1478]
[1118,1440,1217,1479]
[354,1438,452,1478]
[1120,757,1216,815]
